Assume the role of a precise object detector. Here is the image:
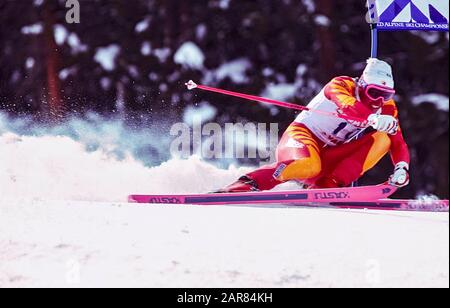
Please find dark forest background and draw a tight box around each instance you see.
[0,0,448,198]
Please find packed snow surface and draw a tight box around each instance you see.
[1,199,448,288]
[0,133,448,288]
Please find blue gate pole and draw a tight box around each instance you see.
[370,23,378,58]
[352,23,378,188]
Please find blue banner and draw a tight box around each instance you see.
[367,0,449,31]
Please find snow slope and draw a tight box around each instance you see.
[0,199,448,288]
[0,133,448,288]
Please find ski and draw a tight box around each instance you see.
[292,199,449,212]
[128,183,396,205]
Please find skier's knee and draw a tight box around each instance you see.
[277,157,322,181]
[372,131,391,150]
[361,132,391,173]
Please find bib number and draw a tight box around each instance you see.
[333,122,360,141]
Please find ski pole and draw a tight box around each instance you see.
[185,80,368,124]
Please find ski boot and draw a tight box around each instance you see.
[214,176,260,193]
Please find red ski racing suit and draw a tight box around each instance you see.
[238,76,410,190]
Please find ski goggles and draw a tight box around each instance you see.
[364,84,395,102]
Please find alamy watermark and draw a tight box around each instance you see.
[65,0,80,24]
[170,116,279,165]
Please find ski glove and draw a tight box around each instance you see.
[389,162,410,187]
[368,114,398,135]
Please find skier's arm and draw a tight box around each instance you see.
[381,100,411,187]
[381,100,410,165]
[389,127,410,165]
[324,76,372,122]
[324,76,358,108]
[388,129,410,187]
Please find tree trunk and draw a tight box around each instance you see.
[43,2,63,121]
[316,0,336,82]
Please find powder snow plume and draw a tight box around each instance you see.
[0,112,253,202]
[0,133,251,202]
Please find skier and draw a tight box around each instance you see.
[219,58,410,192]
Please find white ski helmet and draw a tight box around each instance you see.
[361,58,395,89]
